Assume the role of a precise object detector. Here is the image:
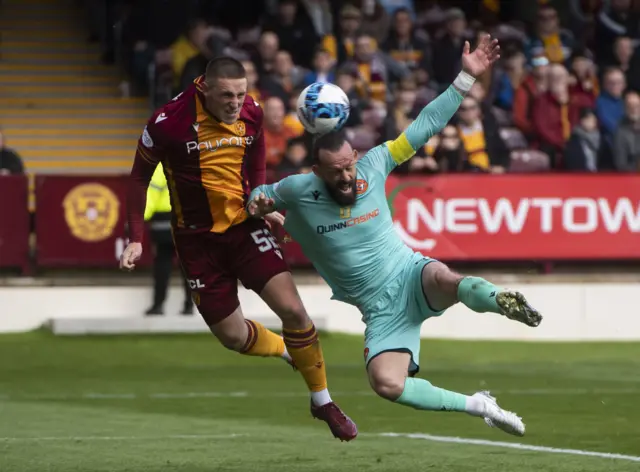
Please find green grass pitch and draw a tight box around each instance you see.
[1,330,639,471]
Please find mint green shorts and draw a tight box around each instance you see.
[362,254,446,376]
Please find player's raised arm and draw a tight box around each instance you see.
[121,117,164,270]
[384,34,500,169]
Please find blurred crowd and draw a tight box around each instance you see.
[80,0,640,176]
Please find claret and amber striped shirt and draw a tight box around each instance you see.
[128,76,266,242]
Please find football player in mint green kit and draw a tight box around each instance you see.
[247,36,542,437]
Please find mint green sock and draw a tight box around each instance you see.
[395,377,467,412]
[457,276,503,314]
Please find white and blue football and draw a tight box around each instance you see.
[296,82,350,135]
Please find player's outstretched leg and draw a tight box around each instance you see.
[209,307,293,362]
[458,277,542,327]
[368,352,525,437]
[260,273,358,442]
[421,262,542,327]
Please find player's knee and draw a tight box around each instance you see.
[369,373,406,401]
[214,330,247,352]
[275,301,310,328]
[432,263,462,295]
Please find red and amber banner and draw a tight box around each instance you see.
[34,176,153,268]
[385,174,640,260]
[0,175,30,272]
[27,173,640,269]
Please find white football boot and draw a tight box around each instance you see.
[472,391,525,437]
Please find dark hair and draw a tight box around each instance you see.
[312,129,348,164]
[205,56,247,80]
[186,18,207,34]
[393,7,412,18]
[538,4,556,13]
[287,136,307,149]
[579,107,596,120]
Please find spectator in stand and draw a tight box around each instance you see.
[0,129,24,175]
[299,0,333,39]
[565,0,602,46]
[263,96,301,168]
[613,90,640,171]
[302,48,336,87]
[357,0,392,44]
[433,125,465,173]
[383,7,432,75]
[595,0,640,65]
[525,5,574,65]
[456,96,510,174]
[285,87,306,135]
[169,19,212,93]
[125,0,190,94]
[335,68,365,128]
[595,67,626,152]
[321,4,363,63]
[383,76,420,146]
[253,31,280,77]
[432,8,468,88]
[493,50,527,111]
[378,0,415,17]
[610,36,635,85]
[196,0,266,39]
[179,30,228,92]
[467,81,500,136]
[514,55,549,140]
[564,107,601,171]
[260,50,306,104]
[262,0,318,69]
[178,31,227,91]
[403,132,440,174]
[277,137,313,175]
[569,48,599,107]
[345,33,410,107]
[533,63,592,167]
[241,60,262,104]
[413,66,439,107]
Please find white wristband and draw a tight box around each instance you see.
[453,71,476,93]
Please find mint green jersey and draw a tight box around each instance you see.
[249,86,464,308]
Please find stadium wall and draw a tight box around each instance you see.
[0,282,639,340]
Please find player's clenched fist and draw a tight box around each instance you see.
[247,193,275,218]
[119,242,142,271]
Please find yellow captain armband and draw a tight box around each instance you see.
[385,132,417,165]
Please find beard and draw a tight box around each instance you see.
[325,180,357,206]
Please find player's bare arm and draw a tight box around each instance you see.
[120,121,163,271]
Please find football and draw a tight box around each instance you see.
[296,82,350,135]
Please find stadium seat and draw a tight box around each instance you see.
[347,126,377,151]
[500,127,528,150]
[492,107,514,127]
[509,149,551,172]
[0,0,149,175]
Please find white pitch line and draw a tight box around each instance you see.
[1,388,639,402]
[378,433,640,463]
[0,433,245,442]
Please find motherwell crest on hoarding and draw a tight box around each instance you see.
[62,183,120,243]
